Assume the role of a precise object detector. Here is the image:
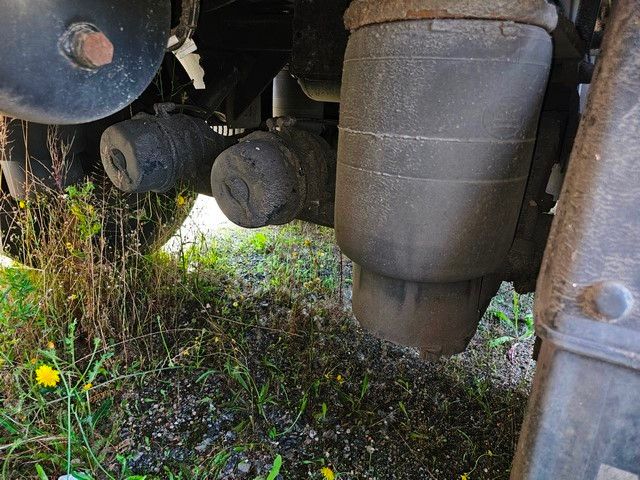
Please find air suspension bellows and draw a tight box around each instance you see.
[335,0,557,357]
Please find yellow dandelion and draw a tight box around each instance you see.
[176,194,186,207]
[461,474,470,480]
[47,341,55,350]
[35,365,60,388]
[336,374,344,384]
[82,383,93,391]
[321,466,335,480]
[303,239,312,247]
[18,200,26,209]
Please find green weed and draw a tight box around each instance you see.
[487,291,535,348]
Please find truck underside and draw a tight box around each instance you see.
[1,0,638,478]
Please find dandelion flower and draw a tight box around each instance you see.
[321,467,335,480]
[35,365,60,388]
[18,200,26,209]
[336,374,344,384]
[461,474,470,480]
[82,383,93,391]
[47,341,55,350]
[176,194,186,207]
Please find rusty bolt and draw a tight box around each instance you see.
[61,23,114,70]
[583,281,634,321]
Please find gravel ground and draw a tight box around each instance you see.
[112,284,536,479]
[89,208,540,479]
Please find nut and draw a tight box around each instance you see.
[61,23,114,69]
[75,30,114,68]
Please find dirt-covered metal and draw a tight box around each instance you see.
[512,0,640,477]
[211,124,336,228]
[335,11,554,357]
[344,0,559,32]
[168,0,201,51]
[100,108,233,195]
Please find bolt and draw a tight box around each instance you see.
[583,281,634,321]
[62,23,114,69]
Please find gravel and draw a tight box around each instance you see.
[113,283,535,479]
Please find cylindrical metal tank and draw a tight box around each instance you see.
[0,0,171,124]
[273,69,325,120]
[335,17,553,356]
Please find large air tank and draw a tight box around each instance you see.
[335,14,554,357]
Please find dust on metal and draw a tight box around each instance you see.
[582,281,634,322]
[512,0,640,476]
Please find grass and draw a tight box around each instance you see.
[0,172,536,479]
[486,292,535,349]
[0,188,352,479]
[0,179,195,478]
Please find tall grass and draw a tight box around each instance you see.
[0,123,202,477]
[0,129,344,477]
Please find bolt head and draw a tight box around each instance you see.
[584,281,634,321]
[77,31,114,68]
[61,23,114,69]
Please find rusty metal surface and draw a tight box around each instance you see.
[512,0,640,477]
[169,0,201,51]
[61,23,115,69]
[534,0,640,371]
[344,0,558,32]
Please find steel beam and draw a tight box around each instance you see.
[512,1,640,478]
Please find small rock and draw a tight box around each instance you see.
[237,460,251,473]
[195,437,213,453]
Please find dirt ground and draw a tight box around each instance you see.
[111,240,536,480]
